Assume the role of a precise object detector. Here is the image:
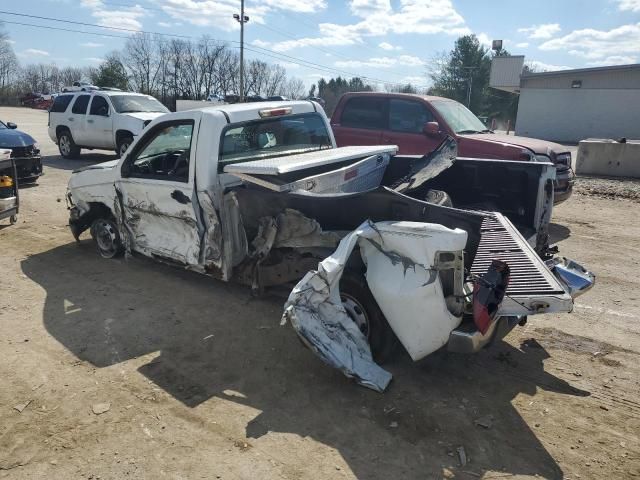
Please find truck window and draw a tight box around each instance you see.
[71,95,90,114]
[50,94,74,113]
[389,99,434,133]
[124,121,194,182]
[218,113,331,168]
[340,97,386,129]
[89,96,110,116]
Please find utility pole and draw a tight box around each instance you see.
[233,1,249,102]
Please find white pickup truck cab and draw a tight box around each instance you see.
[48,90,169,159]
[65,100,594,389]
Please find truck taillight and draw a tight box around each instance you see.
[259,107,292,118]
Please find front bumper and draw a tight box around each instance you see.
[554,167,574,204]
[1,156,44,182]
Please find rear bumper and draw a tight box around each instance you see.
[554,167,574,204]
[448,316,522,354]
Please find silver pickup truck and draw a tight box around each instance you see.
[66,101,594,390]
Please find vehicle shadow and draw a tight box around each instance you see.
[549,222,571,243]
[22,241,590,479]
[42,152,117,171]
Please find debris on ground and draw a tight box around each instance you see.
[13,400,32,413]
[456,446,467,466]
[473,415,493,429]
[575,176,640,202]
[92,403,111,415]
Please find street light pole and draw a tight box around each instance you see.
[233,1,249,102]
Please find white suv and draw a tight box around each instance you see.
[48,90,169,158]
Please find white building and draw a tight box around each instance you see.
[490,59,640,143]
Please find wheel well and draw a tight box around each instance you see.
[56,125,70,139]
[70,202,116,239]
[115,130,134,145]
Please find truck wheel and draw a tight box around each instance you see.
[58,130,81,159]
[90,218,124,259]
[340,271,399,364]
[117,136,133,158]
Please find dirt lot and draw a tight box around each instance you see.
[1,107,639,480]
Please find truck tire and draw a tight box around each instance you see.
[117,135,133,158]
[90,218,124,259]
[58,130,81,159]
[340,271,399,364]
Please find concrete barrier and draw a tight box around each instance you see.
[576,139,640,178]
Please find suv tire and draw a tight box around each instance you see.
[340,270,399,364]
[58,130,81,159]
[117,135,133,158]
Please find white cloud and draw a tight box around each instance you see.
[518,23,561,39]
[251,39,272,48]
[156,0,268,31]
[379,41,401,51]
[401,75,426,84]
[81,0,146,31]
[516,42,529,48]
[270,0,468,52]
[539,23,640,60]
[586,55,637,66]
[84,57,105,63]
[21,48,50,57]
[157,21,173,28]
[81,42,103,48]
[476,33,492,48]
[261,0,327,13]
[525,60,571,72]
[335,54,423,69]
[618,0,640,11]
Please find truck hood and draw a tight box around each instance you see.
[0,128,36,148]
[72,159,119,174]
[462,132,568,155]
[69,159,119,192]
[120,112,165,122]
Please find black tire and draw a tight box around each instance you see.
[340,271,399,364]
[117,135,133,158]
[425,189,453,207]
[58,130,81,159]
[90,218,124,259]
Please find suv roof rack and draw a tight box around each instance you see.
[98,87,123,91]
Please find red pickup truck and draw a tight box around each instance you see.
[330,92,574,203]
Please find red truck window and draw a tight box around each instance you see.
[389,99,434,133]
[340,97,386,129]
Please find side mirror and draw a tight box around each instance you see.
[6,122,17,129]
[423,121,440,136]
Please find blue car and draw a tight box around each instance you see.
[0,120,42,183]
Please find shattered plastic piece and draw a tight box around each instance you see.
[474,415,493,429]
[13,400,32,413]
[393,137,457,193]
[282,219,468,391]
[457,446,467,466]
[473,259,510,335]
[546,257,595,299]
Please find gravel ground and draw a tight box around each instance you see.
[575,176,640,202]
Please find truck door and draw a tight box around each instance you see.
[382,98,441,155]
[68,94,91,144]
[331,96,384,147]
[85,95,114,148]
[115,117,201,266]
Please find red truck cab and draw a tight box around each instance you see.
[330,92,573,203]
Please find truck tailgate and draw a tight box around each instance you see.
[471,212,572,316]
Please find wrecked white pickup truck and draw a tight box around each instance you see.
[66,100,594,391]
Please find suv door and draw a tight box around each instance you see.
[115,117,201,266]
[332,96,386,146]
[68,94,91,144]
[382,98,440,155]
[85,95,114,149]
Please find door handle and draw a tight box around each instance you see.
[171,190,190,204]
[68,117,74,121]
[87,119,94,123]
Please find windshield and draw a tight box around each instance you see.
[109,95,169,114]
[219,113,332,167]
[431,99,488,134]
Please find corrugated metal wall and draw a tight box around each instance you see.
[521,68,640,90]
[515,88,640,142]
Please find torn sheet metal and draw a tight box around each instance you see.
[546,257,596,299]
[282,219,468,391]
[393,137,457,193]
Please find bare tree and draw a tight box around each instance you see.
[282,77,306,99]
[123,33,162,94]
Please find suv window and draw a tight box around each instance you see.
[71,95,90,114]
[389,99,434,133]
[124,121,194,182]
[340,97,386,129]
[50,94,74,113]
[89,96,110,116]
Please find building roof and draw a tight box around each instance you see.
[522,63,640,79]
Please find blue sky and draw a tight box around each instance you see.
[2,0,640,88]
